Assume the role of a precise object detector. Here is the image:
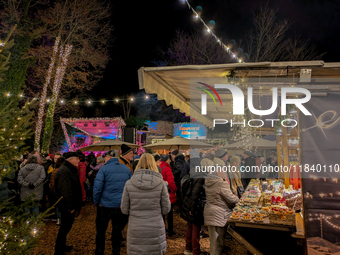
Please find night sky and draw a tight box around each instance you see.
[89,0,340,116]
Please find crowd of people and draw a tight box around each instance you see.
[0,144,278,255]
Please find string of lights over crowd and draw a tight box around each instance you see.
[4,93,150,105]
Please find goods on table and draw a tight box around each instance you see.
[283,190,302,210]
[229,179,301,226]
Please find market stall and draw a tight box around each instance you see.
[226,179,304,254]
[138,61,340,254]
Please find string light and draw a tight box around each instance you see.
[182,0,244,62]
[6,93,10,97]
[35,37,60,152]
[41,44,73,153]
[2,94,152,104]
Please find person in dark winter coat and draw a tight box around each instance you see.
[241,151,256,189]
[0,171,16,204]
[89,156,105,183]
[54,152,82,255]
[160,154,177,237]
[181,149,202,179]
[172,150,185,183]
[180,150,206,255]
[172,150,186,213]
[17,155,46,216]
[121,153,171,255]
[93,150,132,255]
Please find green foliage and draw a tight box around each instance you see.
[0,39,14,81]
[0,101,33,180]
[0,191,58,254]
[0,34,33,110]
[125,116,149,128]
[0,197,41,254]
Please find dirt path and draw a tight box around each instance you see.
[31,203,247,255]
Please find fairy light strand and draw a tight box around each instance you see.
[41,44,72,153]
[4,94,151,104]
[34,37,60,152]
[182,0,244,63]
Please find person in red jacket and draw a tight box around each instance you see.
[76,151,87,206]
[160,154,177,237]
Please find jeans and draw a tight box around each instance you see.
[95,207,128,255]
[208,225,225,255]
[185,222,202,255]
[24,205,40,217]
[54,210,75,254]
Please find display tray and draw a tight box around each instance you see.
[228,218,296,232]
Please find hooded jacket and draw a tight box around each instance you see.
[93,158,132,208]
[17,163,46,201]
[54,160,83,212]
[204,175,239,227]
[121,169,171,255]
[173,154,185,182]
[160,161,177,204]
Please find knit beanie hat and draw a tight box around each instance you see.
[121,144,133,156]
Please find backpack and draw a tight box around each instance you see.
[180,174,192,198]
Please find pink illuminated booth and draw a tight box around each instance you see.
[60,117,126,152]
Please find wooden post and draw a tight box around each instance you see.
[282,126,290,188]
[276,135,282,170]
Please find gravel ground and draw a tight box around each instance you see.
[31,203,248,255]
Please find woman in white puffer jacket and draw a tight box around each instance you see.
[203,158,239,255]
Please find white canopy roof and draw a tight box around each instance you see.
[138,61,340,128]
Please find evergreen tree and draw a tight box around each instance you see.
[0,25,49,255]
